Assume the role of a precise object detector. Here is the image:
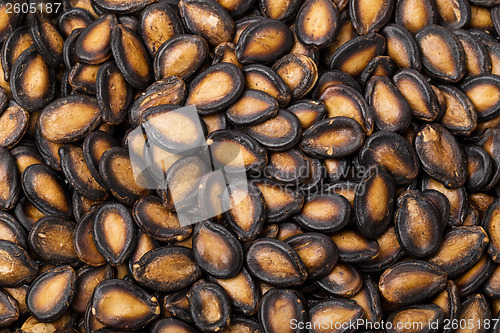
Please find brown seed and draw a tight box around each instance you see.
[415,24,466,82]
[188,281,231,333]
[29,217,78,265]
[395,0,438,33]
[438,84,477,136]
[93,203,136,266]
[243,64,291,107]
[179,0,234,47]
[428,226,489,277]
[74,14,117,65]
[393,68,442,122]
[132,246,202,292]
[22,164,71,217]
[111,24,152,89]
[379,260,447,305]
[359,131,419,185]
[316,263,363,297]
[295,0,339,48]
[456,294,491,332]
[349,0,395,35]
[29,14,64,68]
[382,24,422,70]
[26,265,77,322]
[482,199,500,262]
[236,19,293,64]
[0,147,19,211]
[151,318,198,333]
[71,265,114,315]
[186,63,244,115]
[254,178,304,223]
[57,8,94,39]
[435,0,471,28]
[38,94,101,143]
[259,0,302,20]
[139,3,183,55]
[365,75,412,132]
[461,74,500,121]
[331,229,380,263]
[0,240,38,287]
[10,46,56,112]
[386,304,445,333]
[328,33,386,78]
[246,238,307,287]
[258,289,306,333]
[1,27,33,82]
[454,253,494,297]
[358,226,404,272]
[308,299,363,333]
[92,279,160,329]
[322,12,358,64]
[227,89,278,126]
[452,28,491,76]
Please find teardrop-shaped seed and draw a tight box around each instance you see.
[386,304,445,333]
[186,63,244,115]
[0,289,19,326]
[235,19,293,64]
[395,190,442,258]
[415,24,465,82]
[438,84,477,136]
[246,238,307,287]
[29,217,78,265]
[1,27,33,82]
[96,62,133,125]
[154,34,208,82]
[452,29,491,76]
[68,62,100,94]
[22,164,71,217]
[243,64,291,106]
[427,226,488,277]
[365,75,412,132]
[133,196,192,242]
[93,203,136,266]
[10,46,56,112]
[26,266,77,322]
[415,123,467,188]
[38,95,101,143]
[57,8,94,39]
[207,130,267,173]
[393,68,442,122]
[395,0,438,33]
[0,211,26,249]
[350,0,395,35]
[258,289,306,333]
[111,24,152,89]
[355,165,395,238]
[129,76,186,126]
[0,240,38,287]
[384,23,423,71]
[29,14,64,68]
[179,0,234,47]
[59,144,108,201]
[285,232,338,280]
[192,221,243,278]
[139,3,183,55]
[331,229,380,263]
[227,89,278,126]
[91,279,160,329]
[254,178,304,223]
[151,318,198,333]
[300,116,365,158]
[316,263,363,297]
[0,148,19,211]
[456,294,491,331]
[99,147,149,206]
[379,260,447,305]
[328,33,386,78]
[71,265,113,315]
[454,253,494,297]
[258,0,302,20]
[294,192,350,233]
[211,268,259,316]
[286,100,327,130]
[189,281,231,332]
[295,0,339,48]
[421,176,467,226]
[461,74,500,121]
[435,0,471,28]
[308,299,363,333]
[358,226,404,273]
[359,131,419,185]
[132,246,202,292]
[75,14,117,65]
[349,275,383,324]
[482,199,500,262]
[273,54,318,101]
[222,181,266,241]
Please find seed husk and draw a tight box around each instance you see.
[379,260,447,305]
[246,238,307,287]
[57,8,94,39]
[26,265,77,322]
[395,0,438,33]
[295,0,339,48]
[93,203,136,266]
[1,27,33,82]
[308,299,363,333]
[464,144,493,192]
[189,281,231,333]
[179,0,234,47]
[132,246,202,292]
[243,64,291,107]
[151,318,198,333]
[21,164,71,217]
[0,240,38,287]
[350,0,395,35]
[254,178,304,223]
[258,289,306,333]
[482,199,500,262]
[186,63,244,115]
[74,14,117,65]
[382,24,422,71]
[454,253,494,297]
[386,304,445,333]
[428,226,489,276]
[235,19,293,64]
[316,263,363,297]
[91,279,160,329]
[71,265,114,315]
[226,89,278,126]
